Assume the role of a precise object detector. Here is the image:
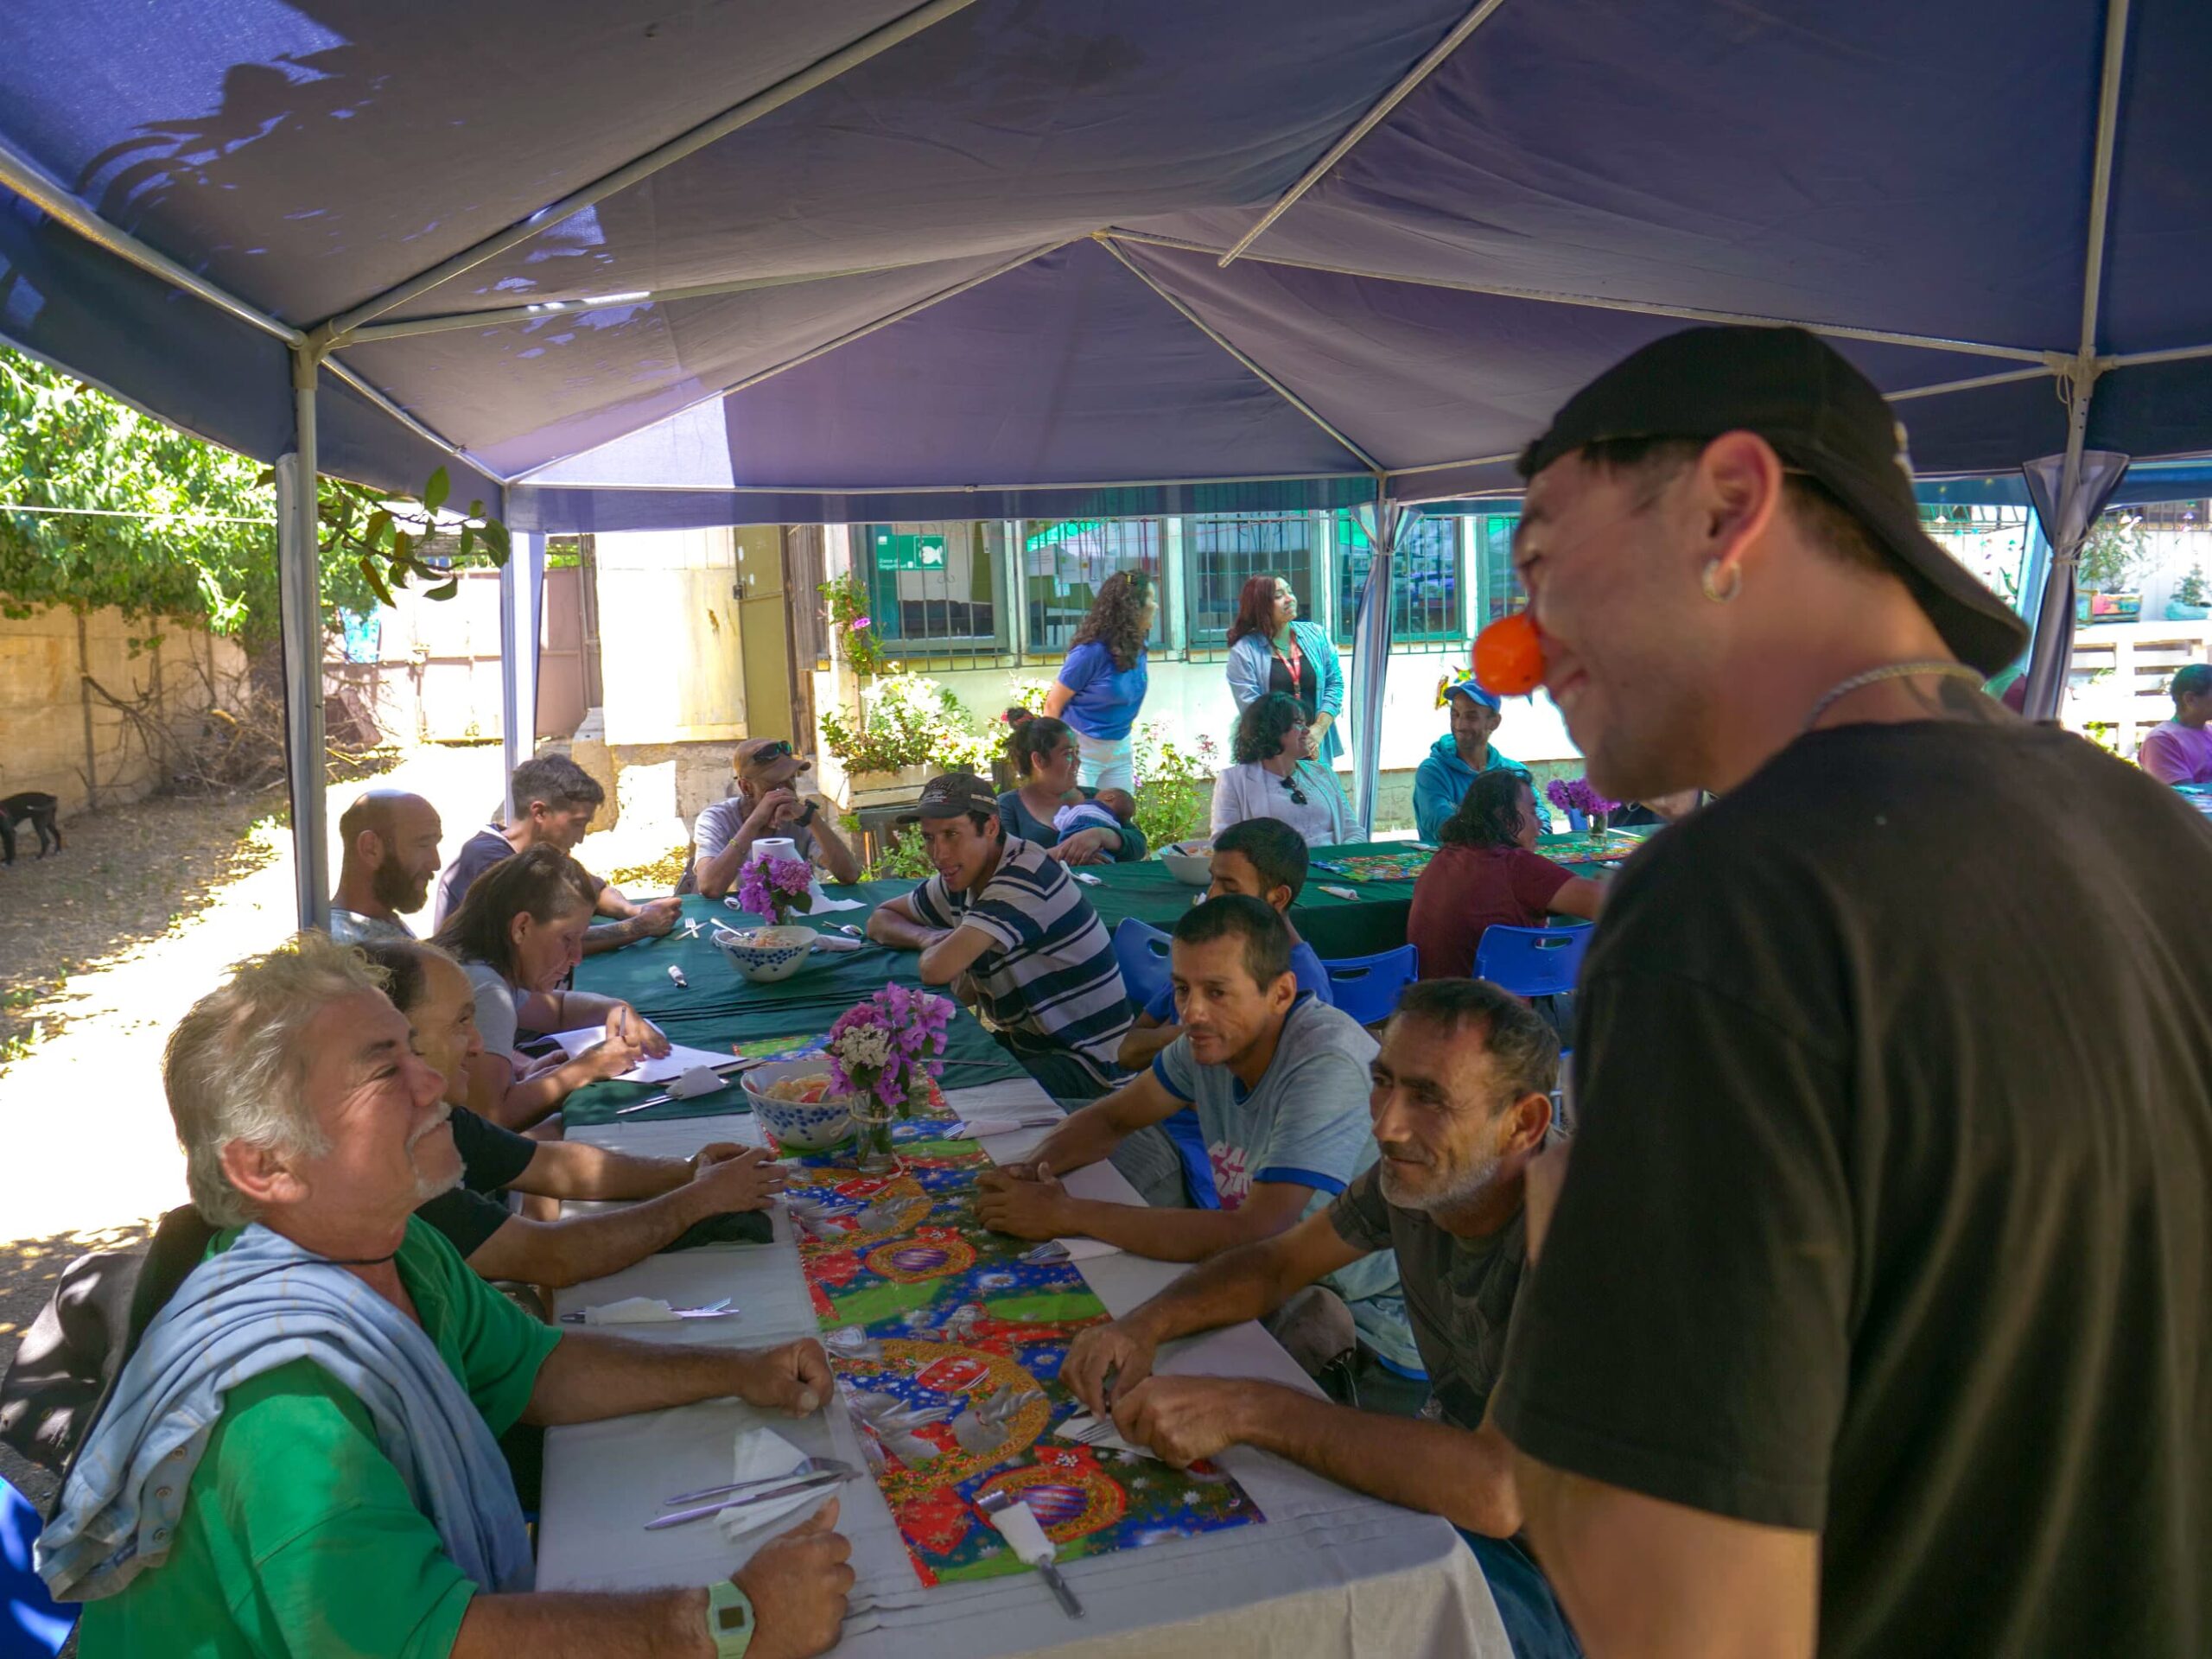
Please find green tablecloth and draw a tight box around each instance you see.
[564,831,1637,1122]
[564,891,1021,1126]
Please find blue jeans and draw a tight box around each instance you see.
[1459,1530,1582,1659]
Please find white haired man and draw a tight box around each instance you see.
[40,931,853,1658]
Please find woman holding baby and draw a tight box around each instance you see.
[995,710,1149,865]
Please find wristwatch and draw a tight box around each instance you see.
[796,799,819,827]
[704,1580,755,1658]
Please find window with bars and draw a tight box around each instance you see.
[1471,511,1526,627]
[1184,512,1320,648]
[855,521,1007,656]
[1332,512,1462,645]
[1020,518,1164,655]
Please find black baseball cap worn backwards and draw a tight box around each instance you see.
[1519,325,2029,677]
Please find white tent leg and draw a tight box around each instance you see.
[275,349,328,929]
[1348,499,1402,835]
[499,533,546,820]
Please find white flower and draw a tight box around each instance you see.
[836,1027,893,1071]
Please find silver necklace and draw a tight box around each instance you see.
[1802,660,1985,733]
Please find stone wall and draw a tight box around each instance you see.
[0,606,247,817]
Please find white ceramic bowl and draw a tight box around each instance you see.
[741,1058,855,1150]
[1158,842,1212,887]
[713,924,817,982]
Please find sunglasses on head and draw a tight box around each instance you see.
[747,740,793,764]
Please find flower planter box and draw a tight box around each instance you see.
[2076,591,2142,624]
[843,763,931,812]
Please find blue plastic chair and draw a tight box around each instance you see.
[3,1478,74,1659]
[1320,944,1420,1026]
[1110,917,1174,1010]
[1474,923,1593,999]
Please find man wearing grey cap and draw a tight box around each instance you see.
[1489,326,2212,1659]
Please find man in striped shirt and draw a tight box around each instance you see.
[868,772,1133,1101]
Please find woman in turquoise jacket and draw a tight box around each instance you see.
[1224,575,1345,766]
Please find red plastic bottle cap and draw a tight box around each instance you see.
[1472,611,1547,696]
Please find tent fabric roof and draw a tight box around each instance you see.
[3,0,2209,522]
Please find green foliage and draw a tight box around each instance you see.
[2175,564,2209,607]
[1,344,507,645]
[1132,723,1218,849]
[844,811,938,881]
[1006,674,1054,715]
[821,574,893,677]
[2078,512,2148,594]
[819,669,997,776]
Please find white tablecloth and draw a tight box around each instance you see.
[539,1079,1509,1659]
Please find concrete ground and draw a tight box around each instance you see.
[0,741,690,1509]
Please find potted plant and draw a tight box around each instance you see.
[825,985,955,1172]
[2167,564,2210,621]
[2075,514,2147,624]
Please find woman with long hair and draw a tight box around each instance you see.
[1208,691,1351,847]
[430,843,670,1128]
[1041,569,1156,791]
[1408,768,1605,982]
[995,709,1148,863]
[1225,573,1344,766]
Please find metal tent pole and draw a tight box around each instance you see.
[499,533,546,821]
[275,347,329,929]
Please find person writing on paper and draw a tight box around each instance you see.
[2137,662,2212,785]
[1060,980,1573,1657]
[994,710,1149,863]
[976,897,1415,1379]
[434,753,682,951]
[1039,569,1155,791]
[1413,673,1552,842]
[681,737,861,896]
[47,931,853,1659]
[867,772,1133,1102]
[1226,575,1344,764]
[432,846,671,1131]
[359,940,784,1289]
[1408,771,1605,983]
[328,789,444,944]
[1116,817,1334,1071]
[1210,693,1351,848]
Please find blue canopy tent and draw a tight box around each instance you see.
[3,0,2209,919]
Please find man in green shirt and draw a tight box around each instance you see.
[67,931,853,1659]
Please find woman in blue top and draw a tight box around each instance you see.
[1225,574,1344,766]
[1042,569,1154,791]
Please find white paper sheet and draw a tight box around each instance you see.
[550,1028,735,1085]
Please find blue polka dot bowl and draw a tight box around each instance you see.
[741,1059,855,1151]
[712,924,817,983]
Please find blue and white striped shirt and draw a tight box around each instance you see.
[910,837,1132,1088]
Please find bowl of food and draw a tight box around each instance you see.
[741,1059,854,1150]
[1158,840,1212,887]
[713,924,817,983]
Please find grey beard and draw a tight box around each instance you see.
[406,1109,461,1202]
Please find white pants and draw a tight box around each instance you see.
[1076,729,1135,792]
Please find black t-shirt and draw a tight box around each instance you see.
[413,1106,540,1259]
[1494,720,2212,1659]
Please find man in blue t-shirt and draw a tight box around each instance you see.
[976,896,1414,1374]
[1119,817,1333,1071]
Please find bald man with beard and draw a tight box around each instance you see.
[329,789,444,944]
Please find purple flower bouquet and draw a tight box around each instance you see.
[1544,775,1620,829]
[736,852,815,925]
[826,986,955,1170]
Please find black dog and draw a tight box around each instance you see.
[1,792,63,864]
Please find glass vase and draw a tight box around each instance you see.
[848,1088,900,1175]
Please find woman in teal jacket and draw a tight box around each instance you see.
[1225,575,1344,766]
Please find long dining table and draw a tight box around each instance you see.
[541,924,1512,1657]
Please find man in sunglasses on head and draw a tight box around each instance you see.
[680,737,861,897]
